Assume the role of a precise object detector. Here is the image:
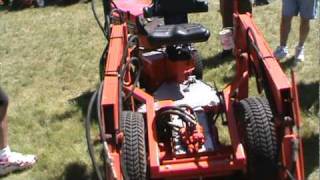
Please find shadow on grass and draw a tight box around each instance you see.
[303,134,319,177]
[222,75,235,84]
[297,82,319,114]
[70,91,95,116]
[281,57,296,69]
[49,90,98,123]
[68,90,100,122]
[202,52,234,69]
[61,162,97,180]
[61,148,107,180]
[52,108,79,121]
[51,90,98,122]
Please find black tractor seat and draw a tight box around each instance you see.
[148,23,210,46]
[137,17,210,46]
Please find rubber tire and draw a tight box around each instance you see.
[120,111,147,180]
[193,52,203,80]
[236,97,278,180]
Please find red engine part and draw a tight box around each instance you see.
[141,51,195,91]
[179,124,205,153]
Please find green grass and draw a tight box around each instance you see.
[0,0,319,179]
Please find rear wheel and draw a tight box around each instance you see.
[120,111,147,180]
[236,97,278,180]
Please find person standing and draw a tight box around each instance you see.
[0,87,37,176]
[219,0,252,57]
[274,0,318,64]
[220,0,252,28]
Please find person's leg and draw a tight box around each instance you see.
[0,87,37,176]
[219,0,233,57]
[280,0,298,46]
[280,15,293,47]
[0,87,8,150]
[298,0,318,46]
[274,0,297,59]
[219,0,252,57]
[220,0,233,28]
[274,15,293,59]
[294,0,318,62]
[220,0,252,28]
[298,18,310,47]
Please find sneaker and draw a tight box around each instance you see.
[0,152,37,176]
[294,46,305,64]
[274,46,290,60]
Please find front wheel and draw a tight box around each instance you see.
[236,97,279,180]
[120,111,147,180]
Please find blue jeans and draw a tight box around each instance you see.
[283,0,319,19]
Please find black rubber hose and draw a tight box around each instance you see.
[97,83,103,138]
[157,109,197,126]
[96,82,115,178]
[121,57,143,102]
[102,0,111,30]
[118,42,129,123]
[118,35,138,112]
[99,42,109,81]
[85,89,104,180]
[91,0,108,39]
[110,8,125,24]
[157,106,197,123]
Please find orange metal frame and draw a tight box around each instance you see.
[230,7,305,180]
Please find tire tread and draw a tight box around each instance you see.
[121,111,146,180]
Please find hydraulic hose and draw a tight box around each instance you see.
[87,0,122,179]
[120,57,143,102]
[157,106,198,124]
[88,7,140,178]
[91,0,109,38]
[157,110,197,126]
[99,42,109,81]
[86,82,116,180]
[85,88,104,180]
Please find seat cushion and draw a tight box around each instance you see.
[147,23,210,46]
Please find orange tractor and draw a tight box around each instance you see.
[85,0,305,179]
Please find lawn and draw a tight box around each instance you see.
[0,0,319,179]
